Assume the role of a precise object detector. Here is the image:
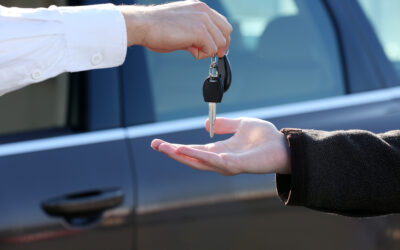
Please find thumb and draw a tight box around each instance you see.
[205,117,241,134]
[187,46,214,60]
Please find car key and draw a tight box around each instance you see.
[203,57,225,138]
[217,55,232,93]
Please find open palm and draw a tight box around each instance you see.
[151,117,291,176]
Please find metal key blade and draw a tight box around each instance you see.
[209,102,216,138]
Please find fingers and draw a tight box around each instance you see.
[200,14,227,55]
[218,36,230,58]
[175,146,238,175]
[187,45,214,60]
[175,146,238,174]
[208,9,232,57]
[151,139,165,150]
[205,117,241,134]
[190,2,232,58]
[152,139,208,151]
[158,143,210,170]
[191,26,218,59]
[152,140,228,174]
[175,146,222,165]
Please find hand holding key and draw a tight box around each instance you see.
[118,1,232,59]
[151,117,292,176]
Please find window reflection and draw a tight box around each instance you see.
[358,0,400,77]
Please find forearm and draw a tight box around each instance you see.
[0,4,127,96]
[277,129,400,217]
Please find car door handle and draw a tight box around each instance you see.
[41,188,124,217]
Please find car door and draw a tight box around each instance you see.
[0,69,135,250]
[121,0,400,250]
[0,1,135,248]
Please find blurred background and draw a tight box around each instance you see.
[0,0,400,250]
[1,0,399,135]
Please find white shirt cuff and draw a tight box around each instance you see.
[56,3,127,72]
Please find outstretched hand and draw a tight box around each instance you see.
[151,117,291,176]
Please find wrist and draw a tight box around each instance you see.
[277,131,291,174]
[117,5,148,47]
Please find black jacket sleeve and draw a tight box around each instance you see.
[276,129,400,217]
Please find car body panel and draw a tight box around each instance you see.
[0,138,135,250]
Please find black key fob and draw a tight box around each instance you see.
[217,55,232,93]
[203,76,224,103]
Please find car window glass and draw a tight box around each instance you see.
[357,0,400,79]
[137,0,345,121]
[0,0,69,137]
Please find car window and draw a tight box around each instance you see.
[0,74,69,136]
[0,0,70,137]
[137,0,345,121]
[357,0,400,79]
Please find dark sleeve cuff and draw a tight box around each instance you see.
[276,128,307,206]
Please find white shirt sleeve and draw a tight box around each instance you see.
[0,4,127,96]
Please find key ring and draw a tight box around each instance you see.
[209,55,218,77]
